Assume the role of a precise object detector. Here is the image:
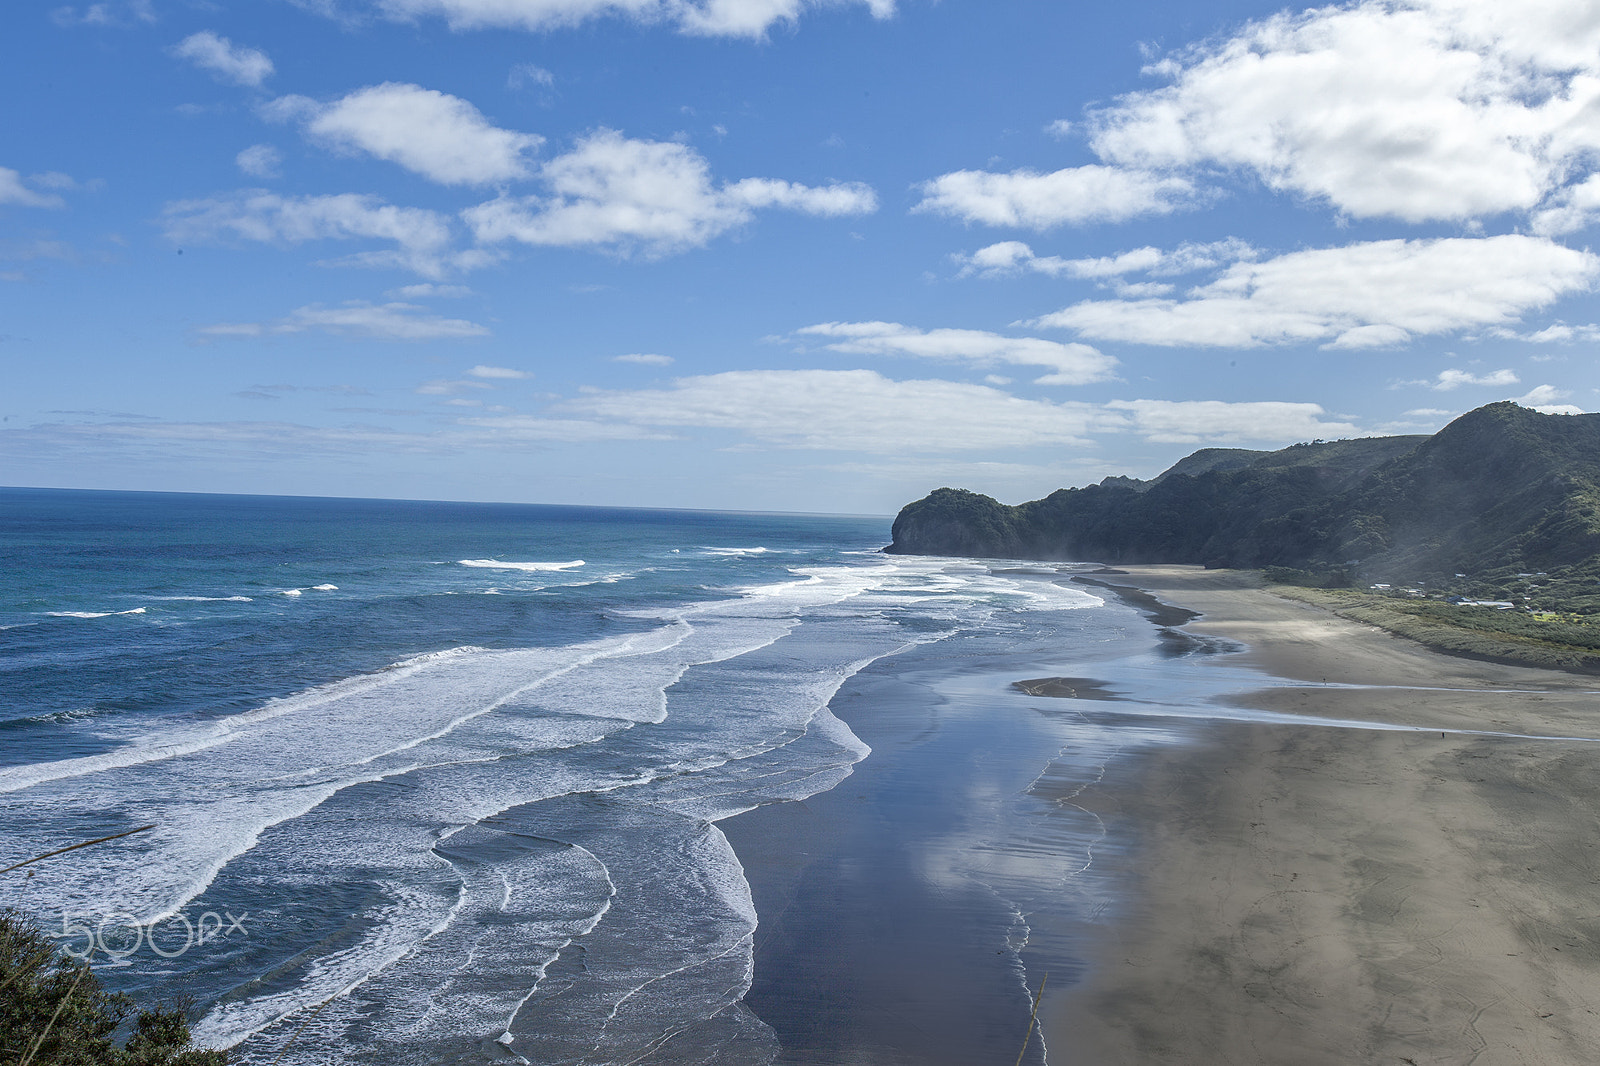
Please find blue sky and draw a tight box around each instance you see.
[5,0,1600,513]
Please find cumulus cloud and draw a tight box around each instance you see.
[956,238,1255,279]
[796,321,1117,386]
[267,83,541,186]
[1084,0,1600,225]
[172,31,274,87]
[1105,400,1363,444]
[162,190,474,278]
[199,301,489,341]
[913,164,1192,229]
[1428,367,1520,390]
[1516,385,1583,414]
[1032,235,1598,349]
[614,353,674,365]
[0,168,65,209]
[565,369,1115,452]
[1531,174,1600,236]
[467,364,530,378]
[372,0,895,38]
[463,129,876,256]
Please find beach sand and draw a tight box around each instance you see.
[1048,566,1600,1065]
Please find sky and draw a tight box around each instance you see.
[4,0,1600,514]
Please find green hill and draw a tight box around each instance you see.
[887,403,1600,606]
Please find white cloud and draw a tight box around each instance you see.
[565,369,1115,452]
[3,415,666,467]
[677,0,894,36]
[1525,323,1598,343]
[796,321,1117,386]
[507,63,555,89]
[614,353,674,365]
[913,164,1192,229]
[560,369,1368,451]
[1033,236,1598,348]
[199,301,490,341]
[372,0,895,38]
[416,379,492,395]
[52,1,155,27]
[0,239,75,265]
[268,83,542,186]
[388,282,472,298]
[453,414,673,441]
[1110,281,1174,299]
[172,31,275,87]
[1532,174,1600,236]
[467,364,530,378]
[725,177,878,216]
[1106,400,1363,444]
[1517,385,1583,414]
[1490,321,1600,343]
[0,168,65,209]
[235,144,282,178]
[956,238,1255,279]
[162,191,472,278]
[1429,367,1519,390]
[464,129,875,257]
[29,172,80,191]
[1085,0,1600,225]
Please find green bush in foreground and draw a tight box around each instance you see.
[0,909,224,1066]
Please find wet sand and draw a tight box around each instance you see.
[1050,566,1600,1065]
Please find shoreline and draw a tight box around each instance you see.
[1045,565,1600,1064]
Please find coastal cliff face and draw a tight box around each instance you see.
[887,403,1600,581]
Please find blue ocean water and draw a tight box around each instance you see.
[3,487,1167,1064]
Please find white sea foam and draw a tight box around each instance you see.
[458,559,585,571]
[153,596,255,603]
[5,556,1119,1065]
[44,607,147,618]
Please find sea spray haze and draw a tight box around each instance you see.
[0,487,1114,1064]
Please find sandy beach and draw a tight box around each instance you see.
[1048,566,1600,1065]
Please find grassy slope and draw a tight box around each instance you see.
[1269,586,1600,674]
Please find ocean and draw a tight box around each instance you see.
[0,487,1265,1065]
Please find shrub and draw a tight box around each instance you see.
[0,909,224,1066]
